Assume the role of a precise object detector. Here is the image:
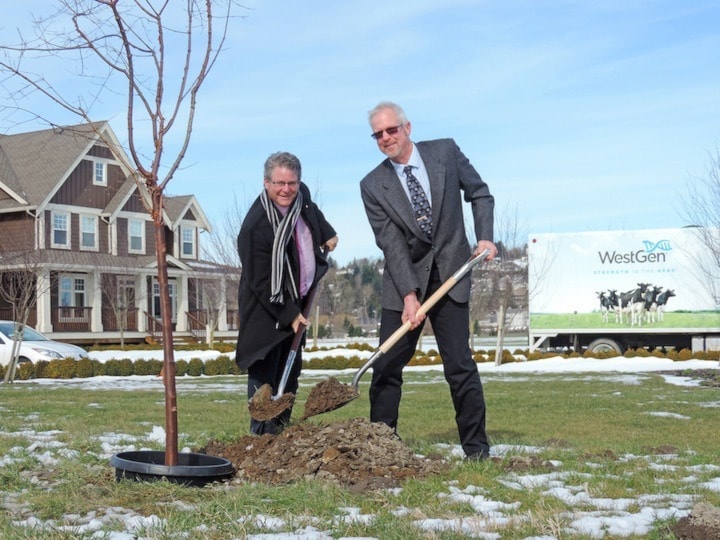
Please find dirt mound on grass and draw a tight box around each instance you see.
[671,502,720,539]
[201,417,446,493]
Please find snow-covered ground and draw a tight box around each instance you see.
[3,347,720,539]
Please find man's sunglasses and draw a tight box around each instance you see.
[371,124,404,140]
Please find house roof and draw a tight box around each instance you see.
[0,122,106,211]
[163,194,212,233]
[0,121,212,233]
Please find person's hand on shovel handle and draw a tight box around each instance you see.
[291,313,309,333]
[474,240,498,260]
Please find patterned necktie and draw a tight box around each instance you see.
[404,165,433,239]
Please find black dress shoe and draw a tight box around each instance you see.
[465,451,490,462]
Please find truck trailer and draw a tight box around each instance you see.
[527,227,720,353]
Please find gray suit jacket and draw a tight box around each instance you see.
[360,138,494,311]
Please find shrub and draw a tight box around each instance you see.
[75,357,99,378]
[204,355,237,376]
[175,359,189,376]
[408,354,441,366]
[213,342,236,354]
[676,348,694,361]
[45,358,77,379]
[187,358,204,376]
[16,362,35,380]
[34,360,49,379]
[134,359,163,376]
[472,351,489,363]
[103,359,135,376]
[305,355,361,370]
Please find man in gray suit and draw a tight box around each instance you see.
[360,101,498,461]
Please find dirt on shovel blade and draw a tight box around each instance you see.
[248,383,295,422]
[301,377,360,420]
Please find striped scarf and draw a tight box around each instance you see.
[260,189,303,304]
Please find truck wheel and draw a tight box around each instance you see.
[587,338,622,354]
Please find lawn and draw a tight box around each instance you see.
[1,367,719,539]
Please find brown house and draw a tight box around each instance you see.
[0,121,239,344]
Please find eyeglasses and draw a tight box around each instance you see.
[371,124,404,140]
[268,180,299,189]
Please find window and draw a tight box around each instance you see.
[128,219,145,254]
[51,211,70,248]
[152,280,177,322]
[117,276,135,308]
[181,226,196,258]
[59,275,88,323]
[94,161,107,186]
[59,275,86,307]
[80,215,98,250]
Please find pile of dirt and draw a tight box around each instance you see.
[201,417,446,493]
[671,502,720,539]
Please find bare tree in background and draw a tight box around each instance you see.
[201,192,245,346]
[490,203,528,365]
[0,234,59,383]
[681,147,720,270]
[0,0,237,465]
[681,147,720,364]
[99,272,139,351]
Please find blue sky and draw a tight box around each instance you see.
[2,1,719,266]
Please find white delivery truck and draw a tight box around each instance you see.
[527,227,720,353]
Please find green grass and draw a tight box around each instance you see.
[1,370,719,538]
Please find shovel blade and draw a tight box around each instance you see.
[300,377,360,420]
[248,383,296,421]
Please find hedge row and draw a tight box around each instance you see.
[2,355,242,381]
[2,346,717,381]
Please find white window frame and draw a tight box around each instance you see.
[93,160,108,186]
[58,274,88,323]
[128,218,145,254]
[80,214,98,251]
[59,274,87,308]
[51,211,70,249]
[116,275,136,309]
[152,280,177,323]
[180,226,196,258]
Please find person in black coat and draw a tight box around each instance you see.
[235,151,338,435]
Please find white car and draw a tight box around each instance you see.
[0,321,89,366]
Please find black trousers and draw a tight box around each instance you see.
[369,266,489,456]
[247,334,301,435]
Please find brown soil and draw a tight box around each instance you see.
[300,376,360,420]
[201,417,446,493]
[247,383,295,422]
[671,503,720,539]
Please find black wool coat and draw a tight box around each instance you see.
[235,183,336,370]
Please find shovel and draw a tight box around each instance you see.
[248,284,319,422]
[301,248,491,420]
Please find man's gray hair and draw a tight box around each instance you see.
[264,151,302,180]
[368,101,408,126]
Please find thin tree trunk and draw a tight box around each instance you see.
[153,194,179,466]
